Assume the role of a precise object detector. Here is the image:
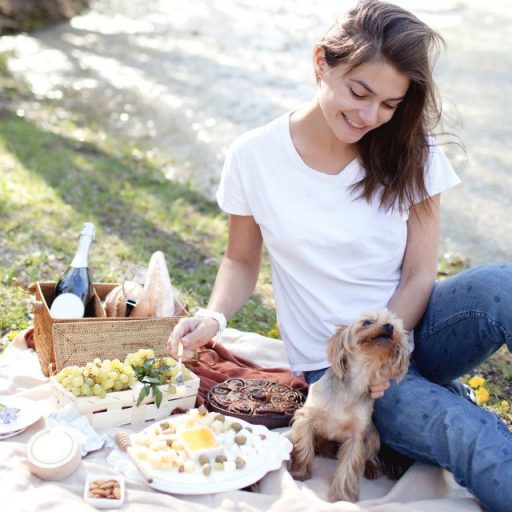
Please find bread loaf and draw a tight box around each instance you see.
[131,251,176,317]
[104,281,145,317]
[104,285,124,317]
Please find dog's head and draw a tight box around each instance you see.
[327,309,409,382]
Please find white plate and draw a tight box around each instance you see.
[0,396,43,436]
[120,414,292,495]
[0,428,27,440]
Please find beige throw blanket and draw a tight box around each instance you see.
[0,329,482,511]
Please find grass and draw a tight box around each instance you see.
[0,54,277,351]
[0,52,509,427]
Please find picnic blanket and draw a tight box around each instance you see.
[0,329,482,512]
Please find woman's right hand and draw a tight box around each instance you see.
[166,316,220,357]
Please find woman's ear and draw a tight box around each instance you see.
[313,45,327,83]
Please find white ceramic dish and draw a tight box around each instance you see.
[83,474,125,509]
[117,413,292,495]
[27,427,82,481]
[0,396,43,436]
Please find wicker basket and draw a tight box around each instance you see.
[50,374,200,429]
[31,282,188,377]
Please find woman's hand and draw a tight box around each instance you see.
[369,378,391,399]
[166,316,219,357]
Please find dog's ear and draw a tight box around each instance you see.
[391,341,410,381]
[327,325,350,379]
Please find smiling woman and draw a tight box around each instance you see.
[165,1,512,510]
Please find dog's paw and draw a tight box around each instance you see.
[328,485,358,503]
[288,461,312,481]
[290,469,312,481]
[364,458,381,480]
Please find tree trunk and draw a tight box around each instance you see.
[0,0,91,35]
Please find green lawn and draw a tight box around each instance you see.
[0,51,509,427]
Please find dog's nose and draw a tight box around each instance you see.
[383,323,394,335]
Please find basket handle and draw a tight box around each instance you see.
[32,301,44,314]
[48,363,57,376]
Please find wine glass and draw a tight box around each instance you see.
[122,264,147,317]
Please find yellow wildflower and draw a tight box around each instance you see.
[468,376,485,389]
[500,400,510,412]
[475,387,490,404]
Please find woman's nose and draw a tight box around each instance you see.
[360,103,380,126]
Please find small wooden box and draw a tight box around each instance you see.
[50,374,200,429]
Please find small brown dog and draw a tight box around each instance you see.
[289,309,409,502]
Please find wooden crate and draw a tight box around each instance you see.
[50,373,200,429]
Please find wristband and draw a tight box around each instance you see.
[194,308,227,337]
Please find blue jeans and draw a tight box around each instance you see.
[304,264,512,512]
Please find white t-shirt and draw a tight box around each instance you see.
[216,113,460,372]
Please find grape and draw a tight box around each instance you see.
[101,360,112,373]
[103,379,114,390]
[81,383,93,396]
[61,376,73,388]
[72,376,84,387]
[92,383,103,396]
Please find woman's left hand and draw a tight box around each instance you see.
[370,378,390,399]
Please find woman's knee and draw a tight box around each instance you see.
[416,263,512,360]
[446,263,512,313]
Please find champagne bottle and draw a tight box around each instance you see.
[50,222,96,318]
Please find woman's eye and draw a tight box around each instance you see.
[350,88,365,99]
[383,103,398,110]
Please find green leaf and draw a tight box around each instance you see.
[155,387,163,408]
[133,366,145,381]
[142,376,161,384]
[136,387,148,406]
[143,357,155,372]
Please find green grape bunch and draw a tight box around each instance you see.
[55,357,137,398]
[55,348,192,404]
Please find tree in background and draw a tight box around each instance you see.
[0,0,90,35]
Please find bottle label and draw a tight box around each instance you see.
[50,293,86,319]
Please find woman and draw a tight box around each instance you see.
[167,1,512,510]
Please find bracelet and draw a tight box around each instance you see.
[194,308,227,339]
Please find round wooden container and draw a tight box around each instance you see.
[27,427,81,480]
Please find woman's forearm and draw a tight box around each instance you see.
[207,254,262,319]
[388,195,441,331]
[387,273,435,331]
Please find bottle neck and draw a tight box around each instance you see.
[70,234,93,268]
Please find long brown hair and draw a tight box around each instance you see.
[319,0,445,213]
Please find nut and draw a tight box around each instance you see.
[88,479,121,500]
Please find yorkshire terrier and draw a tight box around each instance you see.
[289,309,410,502]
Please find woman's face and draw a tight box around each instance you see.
[315,50,410,144]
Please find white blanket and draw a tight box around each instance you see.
[0,329,482,511]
